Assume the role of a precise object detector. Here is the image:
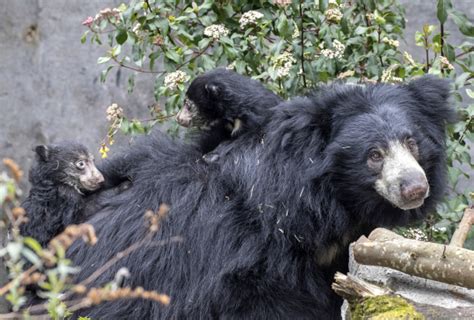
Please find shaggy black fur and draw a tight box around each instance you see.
[20,143,104,246]
[68,76,454,319]
[181,68,282,154]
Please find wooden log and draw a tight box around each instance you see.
[353,228,474,289]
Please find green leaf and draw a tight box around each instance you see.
[354,26,368,35]
[80,31,89,44]
[128,74,135,93]
[198,38,211,50]
[97,56,111,64]
[276,14,289,37]
[100,65,114,83]
[23,237,43,254]
[6,242,23,261]
[165,50,181,64]
[466,88,474,99]
[22,247,42,267]
[437,0,452,24]
[116,30,128,45]
[449,9,474,37]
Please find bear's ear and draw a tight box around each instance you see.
[34,145,50,162]
[406,75,456,123]
[205,83,221,99]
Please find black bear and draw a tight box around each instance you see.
[176,68,282,155]
[20,142,104,246]
[69,76,454,319]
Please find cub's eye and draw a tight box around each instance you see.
[75,160,86,170]
[368,150,384,162]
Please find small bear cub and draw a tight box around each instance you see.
[20,142,104,246]
[176,68,282,157]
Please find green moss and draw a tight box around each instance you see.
[350,295,425,320]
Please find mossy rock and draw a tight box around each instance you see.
[350,295,424,320]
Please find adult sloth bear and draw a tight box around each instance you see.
[69,76,454,319]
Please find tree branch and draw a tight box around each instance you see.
[450,207,474,248]
[353,227,474,289]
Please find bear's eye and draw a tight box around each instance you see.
[405,137,418,153]
[75,160,86,170]
[368,150,384,162]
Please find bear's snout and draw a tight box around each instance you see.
[400,172,429,203]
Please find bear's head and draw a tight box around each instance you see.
[32,142,104,193]
[313,76,456,226]
[176,68,239,129]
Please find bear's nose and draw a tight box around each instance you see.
[400,174,428,202]
[176,108,192,127]
[95,173,105,185]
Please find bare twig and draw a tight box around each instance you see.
[331,272,391,302]
[450,207,474,248]
[0,266,36,296]
[111,56,165,74]
[79,236,183,288]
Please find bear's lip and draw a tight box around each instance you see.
[397,196,427,211]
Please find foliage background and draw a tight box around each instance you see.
[81,0,473,247]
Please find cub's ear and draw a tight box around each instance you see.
[34,145,50,162]
[204,83,221,99]
[407,75,457,123]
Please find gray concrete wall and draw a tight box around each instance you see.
[0,0,154,191]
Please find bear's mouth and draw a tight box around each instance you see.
[396,191,429,210]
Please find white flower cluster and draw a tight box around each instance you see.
[204,24,229,40]
[226,61,236,70]
[273,52,295,78]
[274,0,292,6]
[382,37,400,48]
[403,51,416,66]
[381,65,402,83]
[292,24,300,39]
[320,39,345,60]
[106,103,123,122]
[440,56,454,70]
[337,70,355,79]
[366,13,375,23]
[325,8,343,23]
[132,23,141,33]
[164,71,190,91]
[82,7,121,27]
[239,10,264,29]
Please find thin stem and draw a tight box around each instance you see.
[144,0,153,13]
[299,0,307,88]
[424,34,430,73]
[456,48,474,59]
[458,117,473,143]
[111,56,165,74]
[377,26,384,68]
[440,23,445,57]
[440,22,445,75]
[139,113,177,123]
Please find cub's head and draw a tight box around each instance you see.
[33,142,104,193]
[317,76,455,225]
[176,68,235,129]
